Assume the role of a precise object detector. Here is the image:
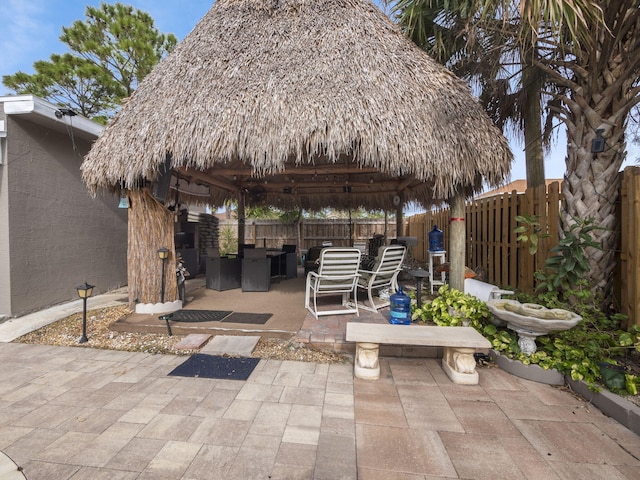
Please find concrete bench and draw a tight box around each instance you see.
[345,322,490,385]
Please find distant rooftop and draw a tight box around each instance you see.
[475,179,563,199]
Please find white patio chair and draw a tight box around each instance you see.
[305,247,362,318]
[356,245,406,312]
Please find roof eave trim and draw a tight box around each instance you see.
[0,94,103,137]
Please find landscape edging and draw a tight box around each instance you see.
[490,349,640,436]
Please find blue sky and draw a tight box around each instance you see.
[1,0,635,181]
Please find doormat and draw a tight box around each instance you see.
[221,313,272,324]
[168,354,260,380]
[160,310,233,323]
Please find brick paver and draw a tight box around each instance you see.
[0,342,638,479]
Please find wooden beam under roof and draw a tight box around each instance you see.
[177,168,238,192]
[202,164,381,176]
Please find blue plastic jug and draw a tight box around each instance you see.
[389,286,411,325]
[428,225,444,252]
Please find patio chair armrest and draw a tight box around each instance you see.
[318,274,361,280]
[357,269,375,275]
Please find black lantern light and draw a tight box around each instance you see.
[75,282,95,343]
[158,247,170,303]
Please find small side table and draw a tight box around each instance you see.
[428,250,447,294]
[408,268,430,308]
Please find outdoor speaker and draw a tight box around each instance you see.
[153,156,173,204]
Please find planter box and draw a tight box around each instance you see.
[489,349,564,385]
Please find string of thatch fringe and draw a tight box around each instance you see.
[82,0,512,211]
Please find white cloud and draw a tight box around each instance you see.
[1,1,54,75]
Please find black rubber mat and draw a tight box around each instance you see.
[168,354,260,380]
[221,313,272,324]
[160,310,232,322]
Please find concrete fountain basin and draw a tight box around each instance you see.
[486,299,582,354]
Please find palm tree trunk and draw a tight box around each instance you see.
[562,111,626,309]
[522,61,546,188]
[552,1,638,311]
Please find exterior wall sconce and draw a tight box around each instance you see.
[158,247,170,303]
[591,129,605,153]
[75,282,95,343]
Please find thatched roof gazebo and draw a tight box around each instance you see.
[82,0,512,308]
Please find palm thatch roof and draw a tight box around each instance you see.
[82,0,512,211]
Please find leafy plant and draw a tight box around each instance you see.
[514,214,549,255]
[487,288,640,395]
[412,215,640,397]
[218,225,237,256]
[412,285,491,329]
[417,283,640,397]
[535,217,605,299]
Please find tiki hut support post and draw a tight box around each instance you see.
[395,198,404,237]
[296,213,303,264]
[237,190,246,248]
[384,211,389,243]
[449,190,466,291]
[127,189,177,306]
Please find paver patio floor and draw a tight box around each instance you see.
[0,342,638,479]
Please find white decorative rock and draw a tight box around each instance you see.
[135,300,182,315]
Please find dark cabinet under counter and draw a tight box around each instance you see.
[206,255,242,291]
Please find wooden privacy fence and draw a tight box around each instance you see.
[219,218,397,252]
[620,166,640,328]
[406,168,640,327]
[406,182,562,293]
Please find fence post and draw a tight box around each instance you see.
[499,192,509,287]
[519,189,534,293]
[532,184,547,274]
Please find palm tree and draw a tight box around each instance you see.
[535,1,639,306]
[387,0,550,188]
[388,0,639,308]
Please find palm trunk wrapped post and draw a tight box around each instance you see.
[128,189,178,313]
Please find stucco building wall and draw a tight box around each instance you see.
[0,101,127,317]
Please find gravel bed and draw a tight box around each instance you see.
[15,304,350,363]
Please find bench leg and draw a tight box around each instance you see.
[354,342,380,380]
[442,347,479,385]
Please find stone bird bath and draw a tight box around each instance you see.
[486,299,582,354]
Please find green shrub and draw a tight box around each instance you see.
[218,225,237,256]
[411,285,491,330]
